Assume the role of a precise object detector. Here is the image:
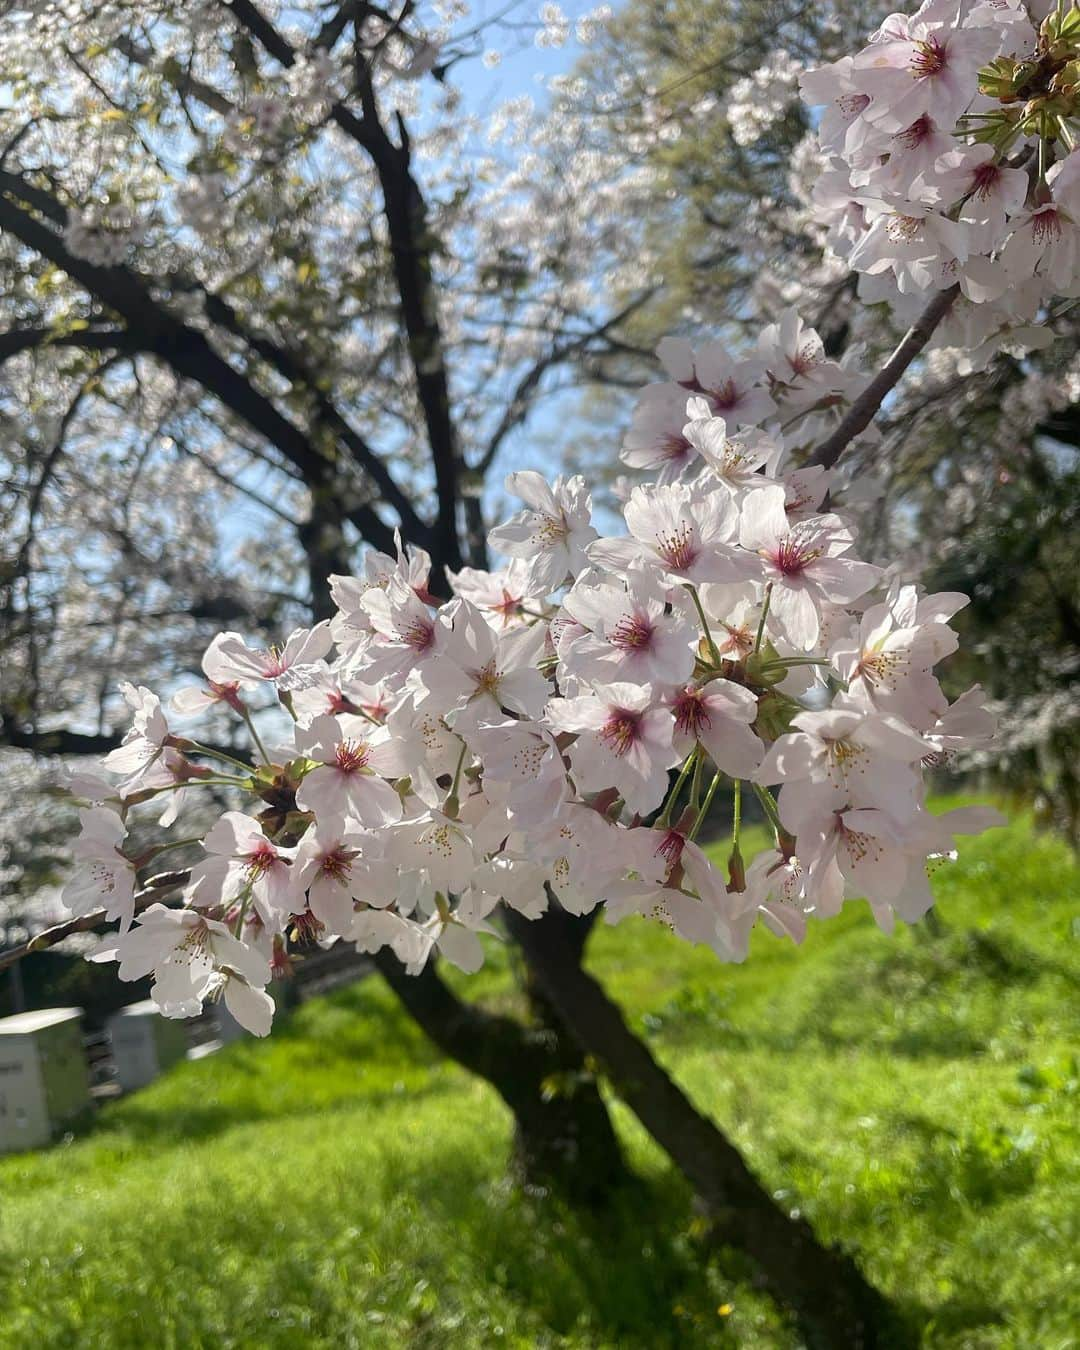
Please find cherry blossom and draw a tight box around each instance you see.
[102,684,171,791]
[61,807,137,933]
[561,571,698,687]
[487,471,598,592]
[546,681,679,815]
[293,715,403,829]
[590,483,759,587]
[94,904,273,1033]
[740,486,881,649]
[187,812,298,925]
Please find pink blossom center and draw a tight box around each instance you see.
[245,842,282,878]
[334,739,371,774]
[403,617,435,652]
[610,612,655,651]
[970,161,1001,200]
[209,679,244,711]
[599,708,643,756]
[886,214,923,243]
[673,688,712,738]
[710,378,739,411]
[894,115,934,150]
[789,340,821,377]
[772,534,823,576]
[854,649,902,689]
[494,588,523,622]
[262,646,289,677]
[910,36,946,79]
[654,522,699,571]
[661,433,693,463]
[1032,207,1063,247]
[291,910,324,943]
[654,828,686,866]
[317,847,354,883]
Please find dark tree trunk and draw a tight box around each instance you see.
[302,505,631,1205]
[373,945,628,1204]
[506,907,914,1350]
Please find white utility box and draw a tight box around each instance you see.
[106,1000,189,1093]
[0,1007,91,1153]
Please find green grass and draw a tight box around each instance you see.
[0,800,1077,1348]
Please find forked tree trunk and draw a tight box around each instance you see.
[506,908,913,1350]
[373,944,629,1203]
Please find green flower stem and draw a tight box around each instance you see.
[142,835,204,859]
[689,750,704,813]
[241,707,272,766]
[444,738,469,816]
[687,770,723,843]
[752,783,785,836]
[754,583,773,655]
[732,778,742,849]
[658,748,698,828]
[684,584,722,666]
[184,742,254,775]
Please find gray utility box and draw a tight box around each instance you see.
[0,1007,91,1153]
[106,1000,189,1093]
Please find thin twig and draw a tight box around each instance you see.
[0,869,192,974]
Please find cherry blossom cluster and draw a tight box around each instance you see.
[801,0,1080,341]
[57,311,1000,1036]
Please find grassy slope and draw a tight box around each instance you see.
[0,801,1077,1349]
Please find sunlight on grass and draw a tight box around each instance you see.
[0,800,1076,1348]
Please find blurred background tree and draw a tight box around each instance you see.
[556,0,1080,839]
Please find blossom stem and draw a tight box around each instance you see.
[241,707,273,766]
[232,888,253,940]
[732,778,742,848]
[184,741,254,775]
[689,750,704,812]
[754,583,773,655]
[687,770,723,843]
[752,783,784,837]
[758,656,829,674]
[658,748,698,828]
[684,584,722,666]
[444,738,469,816]
[134,777,247,796]
[140,835,205,861]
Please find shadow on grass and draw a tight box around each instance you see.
[403,1156,786,1349]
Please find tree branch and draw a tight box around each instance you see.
[0,171,400,556]
[0,870,190,974]
[807,284,959,471]
[476,290,659,476]
[225,0,465,574]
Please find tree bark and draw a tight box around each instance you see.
[505,907,913,1349]
[373,948,628,1204]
